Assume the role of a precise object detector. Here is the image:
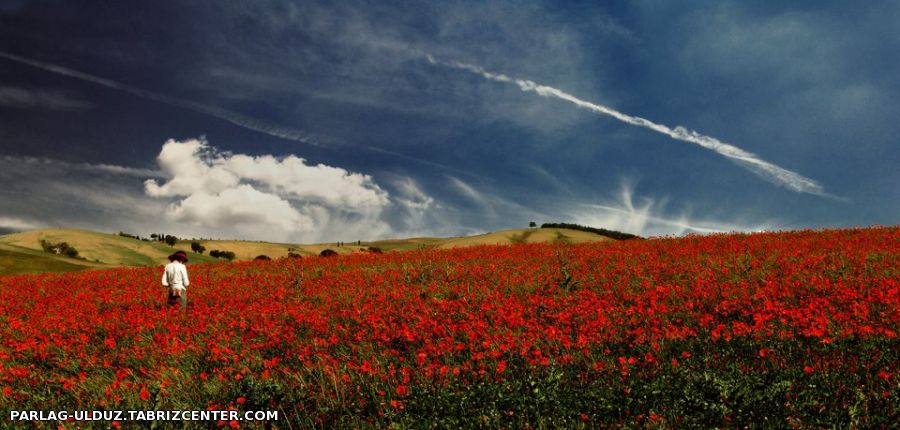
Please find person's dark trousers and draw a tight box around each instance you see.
[167,288,187,310]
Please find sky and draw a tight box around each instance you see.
[0,0,897,242]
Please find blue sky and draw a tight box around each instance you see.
[0,1,897,242]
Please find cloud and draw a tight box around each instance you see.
[445,176,551,231]
[572,180,770,236]
[184,1,626,139]
[0,155,169,234]
[419,53,830,198]
[0,148,433,243]
[144,138,394,241]
[0,50,323,147]
[0,50,471,176]
[0,216,42,232]
[167,184,315,233]
[393,176,435,212]
[0,155,163,178]
[448,176,486,204]
[0,85,93,110]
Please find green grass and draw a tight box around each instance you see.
[97,243,161,266]
[0,248,89,275]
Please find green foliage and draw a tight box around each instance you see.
[209,249,236,260]
[38,239,80,258]
[191,241,206,254]
[541,222,640,240]
[254,255,272,261]
[327,338,899,429]
[117,231,144,240]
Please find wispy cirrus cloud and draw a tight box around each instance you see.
[0,50,322,146]
[0,155,163,178]
[0,85,93,110]
[573,180,771,236]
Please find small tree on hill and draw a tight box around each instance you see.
[191,241,206,254]
[209,250,236,261]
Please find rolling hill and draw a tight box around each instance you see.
[436,227,613,249]
[0,226,624,274]
[0,229,216,268]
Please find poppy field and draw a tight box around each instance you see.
[1,227,898,428]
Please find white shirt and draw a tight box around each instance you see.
[161,261,190,289]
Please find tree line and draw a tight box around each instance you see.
[540,223,640,240]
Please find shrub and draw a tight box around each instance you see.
[319,249,338,257]
[209,250,236,261]
[367,246,383,254]
[254,255,272,261]
[287,252,303,259]
[39,239,80,258]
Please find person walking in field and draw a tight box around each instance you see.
[162,250,190,310]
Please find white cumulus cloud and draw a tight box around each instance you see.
[144,138,393,241]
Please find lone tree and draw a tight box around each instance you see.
[529,221,537,228]
[190,241,206,254]
[164,235,178,246]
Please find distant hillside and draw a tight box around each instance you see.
[0,225,624,275]
[0,229,216,273]
[436,228,614,249]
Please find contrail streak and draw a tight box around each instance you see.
[0,50,481,178]
[420,53,828,197]
[0,50,323,147]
